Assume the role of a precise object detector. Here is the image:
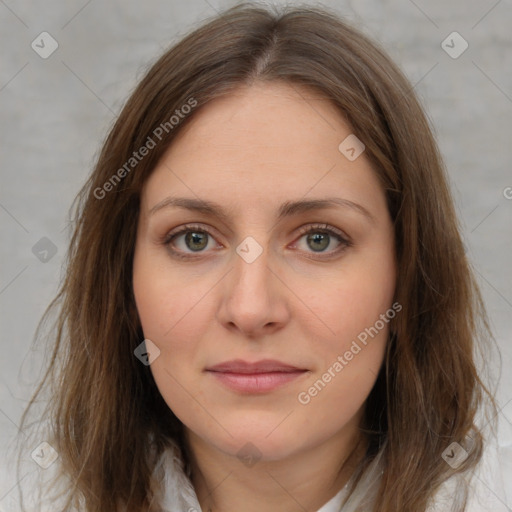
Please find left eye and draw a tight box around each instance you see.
[293,224,349,254]
[163,223,350,259]
[294,230,340,252]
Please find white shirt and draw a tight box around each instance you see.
[316,487,350,512]
[149,434,511,512]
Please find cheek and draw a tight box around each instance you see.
[295,289,391,441]
[132,248,217,420]
[309,248,396,356]
[132,267,195,430]
[132,245,213,340]
[296,243,395,409]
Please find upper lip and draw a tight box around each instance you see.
[206,359,306,374]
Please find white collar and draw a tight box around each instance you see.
[149,434,509,512]
[149,440,385,512]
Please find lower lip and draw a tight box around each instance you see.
[207,370,307,393]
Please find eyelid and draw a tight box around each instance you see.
[294,223,351,245]
[163,223,222,245]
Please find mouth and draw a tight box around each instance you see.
[205,359,309,393]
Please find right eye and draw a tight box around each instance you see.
[163,224,222,259]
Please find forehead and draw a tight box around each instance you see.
[140,82,385,217]
[166,81,342,157]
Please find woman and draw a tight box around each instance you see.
[18,3,506,511]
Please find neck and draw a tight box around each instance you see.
[184,426,367,512]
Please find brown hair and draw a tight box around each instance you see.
[18,3,498,511]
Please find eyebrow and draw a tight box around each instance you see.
[149,196,375,224]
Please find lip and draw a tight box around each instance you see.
[205,359,309,393]
[206,359,305,373]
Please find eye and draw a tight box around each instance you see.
[163,224,220,259]
[292,223,351,258]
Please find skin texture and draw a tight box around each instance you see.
[133,82,397,512]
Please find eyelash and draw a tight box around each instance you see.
[162,223,352,260]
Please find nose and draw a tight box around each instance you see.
[216,237,291,338]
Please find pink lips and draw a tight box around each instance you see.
[205,359,308,393]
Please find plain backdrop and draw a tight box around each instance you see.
[1,0,511,510]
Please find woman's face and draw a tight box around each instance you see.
[133,82,396,462]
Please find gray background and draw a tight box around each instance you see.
[1,0,511,510]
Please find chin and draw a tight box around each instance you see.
[218,434,301,463]
[194,415,310,462]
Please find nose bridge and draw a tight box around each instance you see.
[218,231,287,335]
[232,233,272,297]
